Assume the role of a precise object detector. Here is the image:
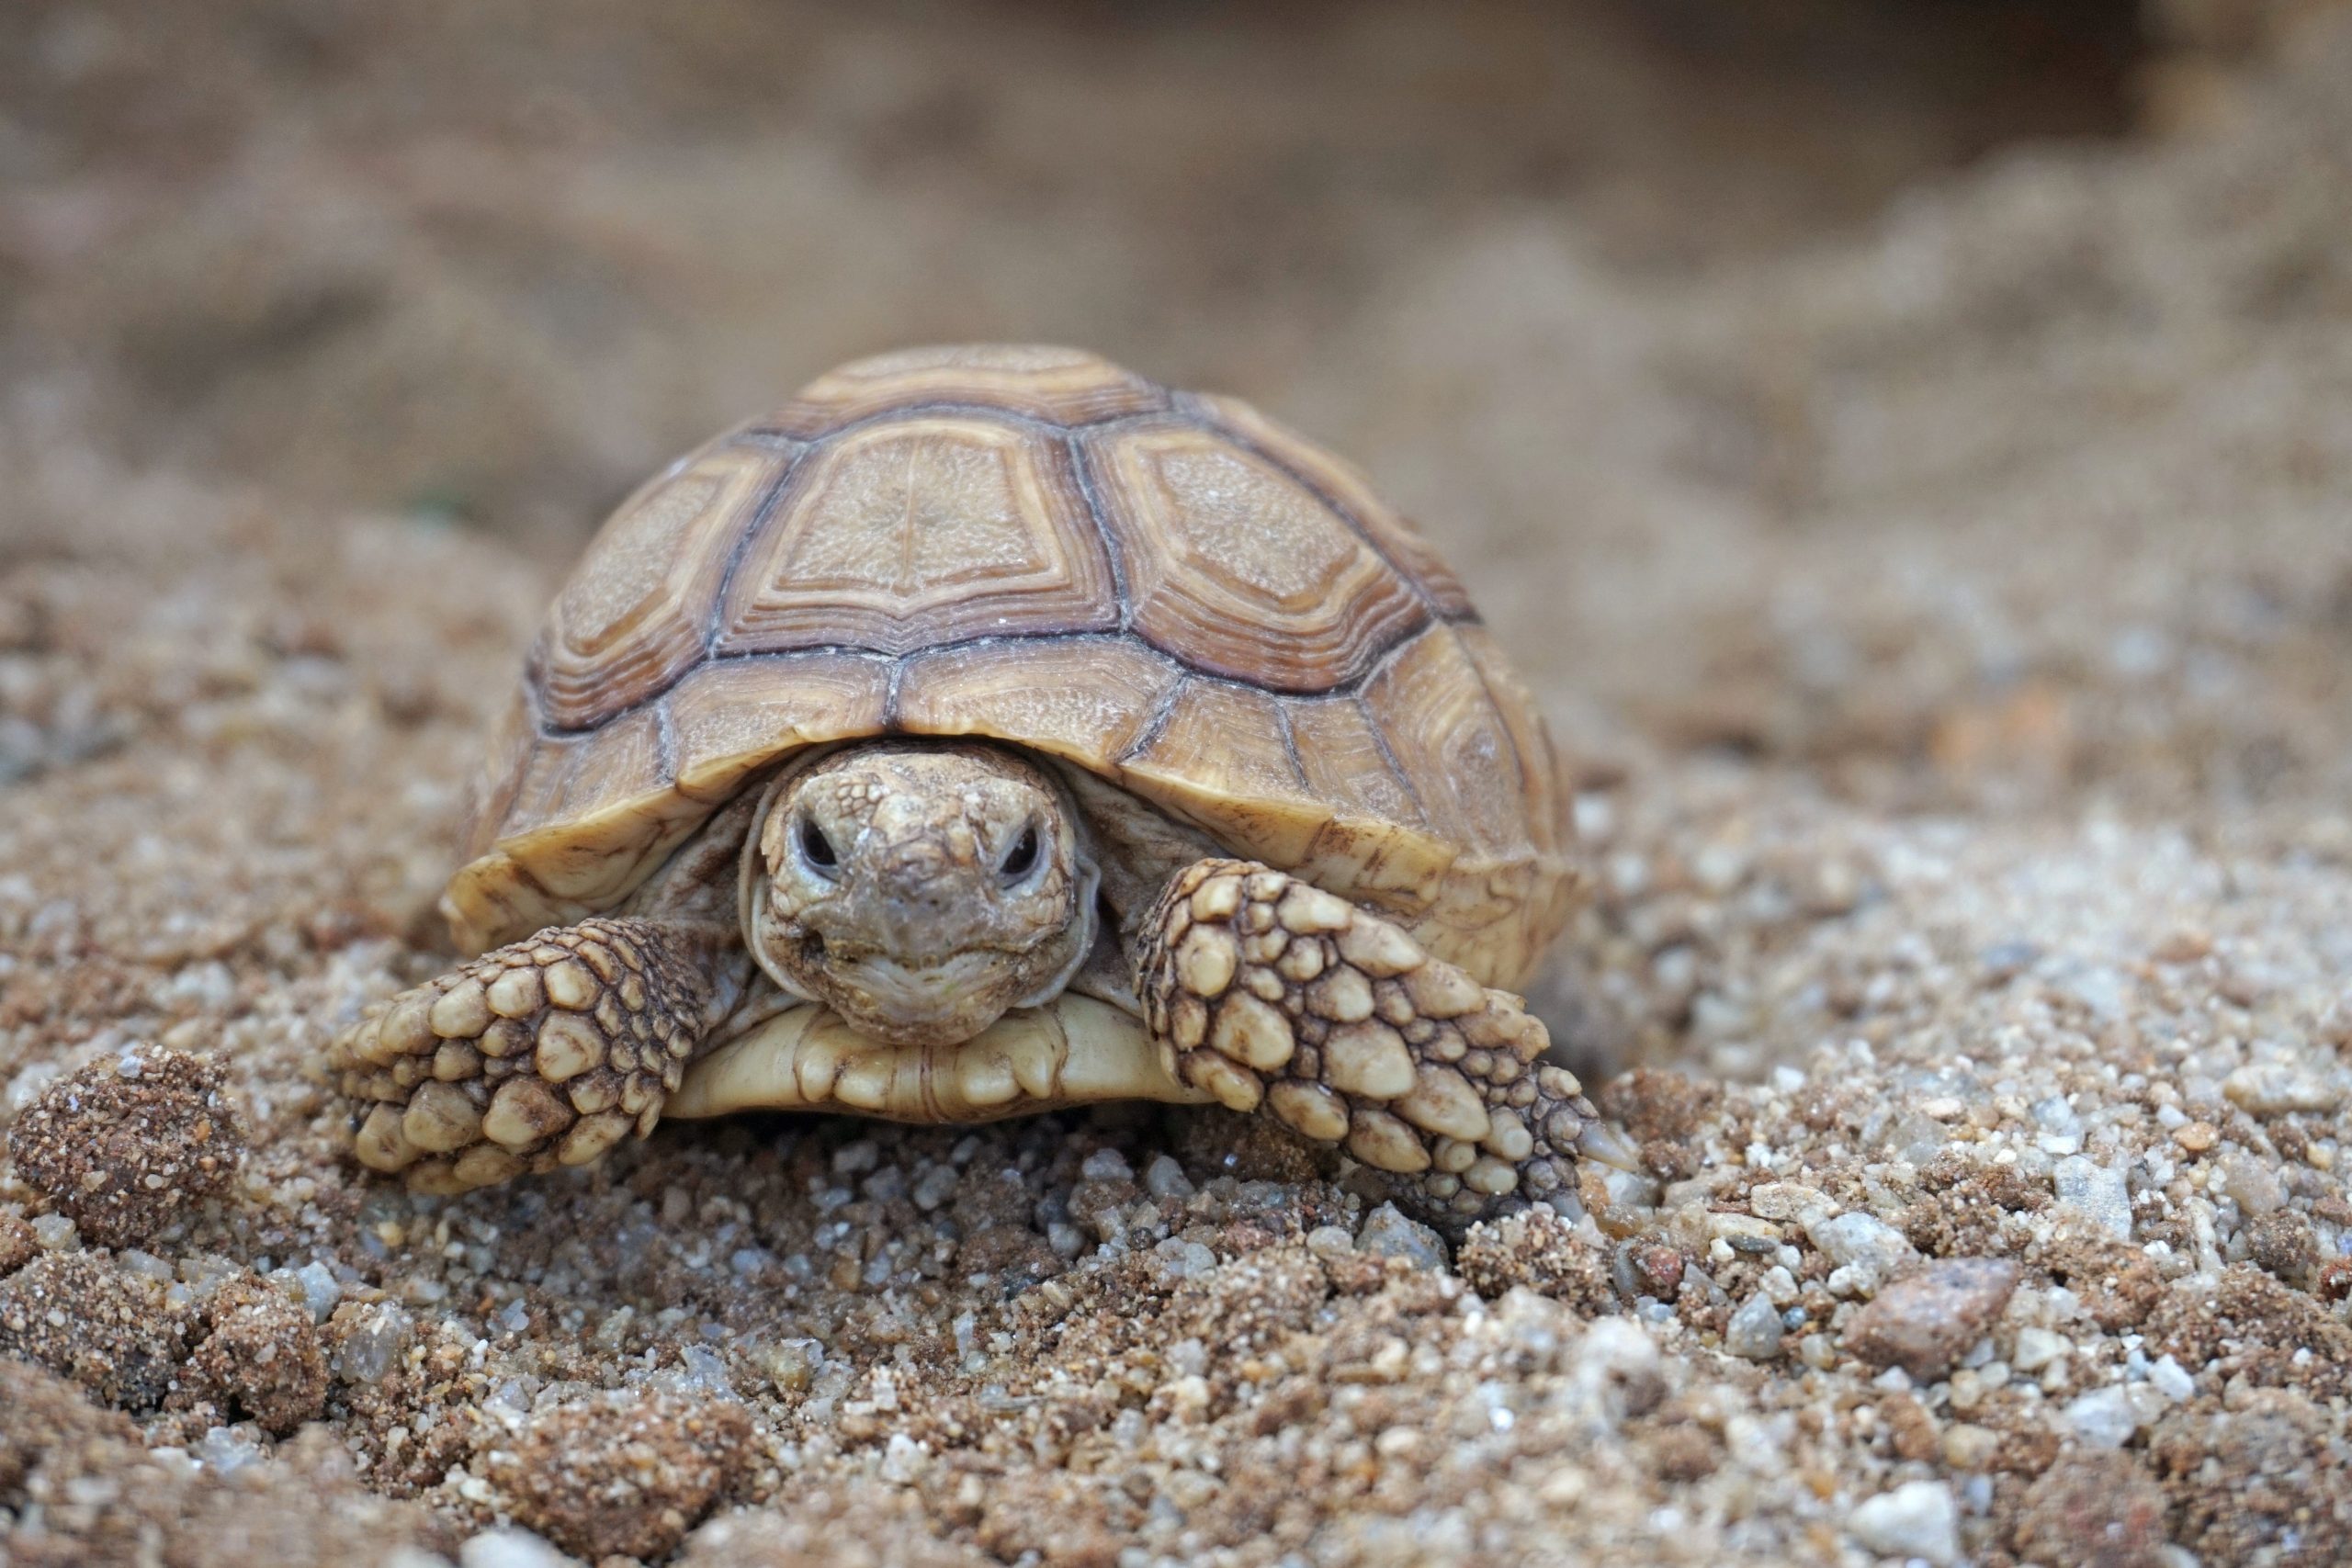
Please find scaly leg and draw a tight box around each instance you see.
[1136,859,1599,1224]
[331,917,726,1194]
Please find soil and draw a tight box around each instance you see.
[3,4,2351,1564]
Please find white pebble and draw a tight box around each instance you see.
[458,1529,570,1568]
[2147,1355,2196,1404]
[194,1425,266,1476]
[880,1431,928,1483]
[294,1260,343,1322]
[2052,1156,2133,1241]
[1724,1293,1784,1360]
[2063,1385,2148,1449]
[2010,1326,2070,1372]
[1305,1224,1354,1256]
[1142,1154,1194,1201]
[1080,1147,1133,1182]
[1847,1480,1959,1565]
[1804,1212,1916,1288]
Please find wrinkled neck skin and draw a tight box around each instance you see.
[739,741,1099,1047]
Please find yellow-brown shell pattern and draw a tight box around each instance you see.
[451,345,1577,988]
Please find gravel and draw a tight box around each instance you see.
[4,6,2352,1564]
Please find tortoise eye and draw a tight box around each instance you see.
[999,822,1040,886]
[797,816,839,878]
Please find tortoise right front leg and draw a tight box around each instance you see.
[331,917,725,1195]
[1136,860,1601,1225]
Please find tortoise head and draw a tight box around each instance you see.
[745,742,1098,1046]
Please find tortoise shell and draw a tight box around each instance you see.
[447,345,1576,988]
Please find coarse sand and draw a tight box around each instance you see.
[4,6,2352,1564]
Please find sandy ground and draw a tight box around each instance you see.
[4,4,2352,1564]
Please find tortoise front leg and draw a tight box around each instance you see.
[1136,860,1599,1224]
[331,917,729,1195]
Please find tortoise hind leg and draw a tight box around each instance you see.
[1135,859,1600,1225]
[331,917,726,1194]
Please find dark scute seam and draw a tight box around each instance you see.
[705,439,813,658]
[530,616,1442,741]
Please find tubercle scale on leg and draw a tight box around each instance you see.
[329,917,713,1194]
[1136,858,1600,1224]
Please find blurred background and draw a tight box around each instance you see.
[2,0,2348,833]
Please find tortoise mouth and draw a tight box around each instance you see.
[667,995,1210,1123]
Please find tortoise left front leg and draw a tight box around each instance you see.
[1136,859,1600,1224]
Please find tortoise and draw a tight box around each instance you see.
[331,344,1604,1223]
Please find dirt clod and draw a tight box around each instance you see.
[1457,1206,1618,1314]
[0,1250,191,1409]
[0,1209,35,1275]
[190,1274,331,1434]
[2009,1451,2170,1568]
[496,1388,758,1561]
[6,1046,245,1248]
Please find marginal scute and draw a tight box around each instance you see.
[1363,626,1530,857]
[1120,679,1325,868]
[1283,695,1428,831]
[895,637,1178,773]
[666,653,893,802]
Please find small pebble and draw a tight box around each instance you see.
[2222,1063,2344,1115]
[331,1302,413,1384]
[911,1164,959,1211]
[1842,1258,2019,1380]
[1848,1480,1959,1565]
[2062,1384,2163,1449]
[2215,1150,2286,1216]
[194,1424,267,1476]
[1803,1212,1916,1288]
[1142,1154,1194,1201]
[292,1260,343,1322]
[1356,1203,1447,1269]
[1724,1293,1785,1360]
[2052,1156,2133,1241]
[459,1529,570,1568]
[1305,1224,1354,1256]
[2010,1325,2069,1372]
[1080,1147,1134,1182]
